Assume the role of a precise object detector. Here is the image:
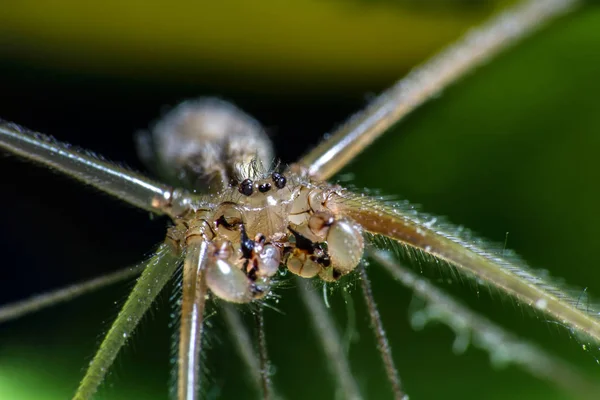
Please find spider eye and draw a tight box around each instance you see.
[258,182,272,193]
[239,179,254,196]
[271,172,287,189]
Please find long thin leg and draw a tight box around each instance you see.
[370,250,600,399]
[297,279,362,400]
[329,193,600,343]
[358,266,404,400]
[0,121,176,215]
[255,307,274,400]
[73,243,182,400]
[297,0,579,181]
[222,305,262,391]
[178,237,209,400]
[210,305,282,400]
[0,265,143,324]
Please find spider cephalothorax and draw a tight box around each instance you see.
[164,145,365,304]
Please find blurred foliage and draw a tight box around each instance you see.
[0,1,599,400]
[0,0,511,91]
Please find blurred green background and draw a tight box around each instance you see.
[0,1,599,399]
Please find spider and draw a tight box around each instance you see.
[1,0,600,400]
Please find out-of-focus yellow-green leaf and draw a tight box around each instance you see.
[0,0,507,90]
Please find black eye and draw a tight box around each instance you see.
[258,183,271,193]
[239,179,254,196]
[271,172,287,189]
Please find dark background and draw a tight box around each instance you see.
[0,1,599,399]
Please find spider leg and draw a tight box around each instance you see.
[254,307,275,400]
[177,237,209,400]
[0,121,179,215]
[358,265,404,400]
[329,193,600,344]
[296,0,579,181]
[0,265,143,324]
[73,243,182,400]
[222,305,264,397]
[370,249,600,400]
[297,278,363,400]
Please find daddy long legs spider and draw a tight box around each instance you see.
[1,1,600,399]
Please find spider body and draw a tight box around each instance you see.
[1,0,600,400]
